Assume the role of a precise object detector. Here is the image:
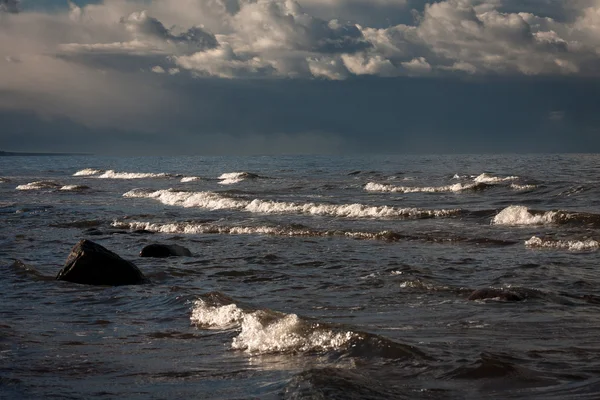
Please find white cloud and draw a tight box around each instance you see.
[2,0,600,134]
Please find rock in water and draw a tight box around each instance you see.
[56,240,147,285]
[140,244,192,258]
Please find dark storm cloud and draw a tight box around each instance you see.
[2,0,600,155]
[3,77,599,155]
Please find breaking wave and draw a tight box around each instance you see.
[509,183,538,191]
[112,220,517,248]
[525,236,599,251]
[59,185,90,191]
[123,189,460,219]
[180,176,202,182]
[473,173,519,183]
[218,172,259,185]
[365,181,488,193]
[97,170,172,179]
[492,205,557,225]
[191,294,424,358]
[73,168,103,176]
[16,181,62,190]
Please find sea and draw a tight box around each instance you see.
[2,154,600,399]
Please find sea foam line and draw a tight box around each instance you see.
[123,189,460,219]
[365,181,485,193]
[16,181,62,190]
[473,173,519,183]
[97,170,171,179]
[525,236,599,251]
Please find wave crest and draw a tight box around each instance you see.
[98,170,171,179]
[492,205,557,225]
[218,172,259,185]
[16,181,61,190]
[122,189,460,219]
[474,173,519,183]
[73,168,103,176]
[365,181,488,193]
[525,236,599,251]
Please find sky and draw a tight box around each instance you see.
[1,0,600,155]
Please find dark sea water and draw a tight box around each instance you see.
[2,154,600,399]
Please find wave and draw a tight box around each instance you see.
[473,173,519,183]
[218,172,259,185]
[15,181,62,190]
[492,205,557,225]
[492,205,600,227]
[73,168,103,176]
[525,236,599,251]
[0,177,11,183]
[122,189,460,219]
[59,185,90,191]
[97,170,172,179]
[191,293,424,358]
[509,183,538,191]
[112,220,517,249]
[180,176,202,183]
[365,181,489,193]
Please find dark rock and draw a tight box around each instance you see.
[468,288,523,302]
[140,243,192,258]
[56,240,147,285]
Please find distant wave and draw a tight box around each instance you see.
[15,181,89,191]
[525,236,599,251]
[59,185,90,191]
[473,173,519,183]
[97,170,172,179]
[112,220,517,248]
[16,181,62,190]
[191,293,424,358]
[365,181,489,193]
[73,168,103,176]
[181,176,202,183]
[218,172,259,185]
[122,189,460,219]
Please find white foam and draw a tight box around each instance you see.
[365,181,480,193]
[218,172,257,185]
[525,236,599,251]
[122,189,459,219]
[112,220,312,236]
[73,168,103,176]
[231,312,356,354]
[190,301,356,354]
[181,176,201,182]
[510,183,537,191]
[492,205,557,225]
[190,300,244,330]
[60,185,90,191]
[97,170,170,179]
[474,173,519,183]
[16,181,61,190]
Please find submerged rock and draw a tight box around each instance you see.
[468,288,523,302]
[140,243,192,258]
[56,239,147,285]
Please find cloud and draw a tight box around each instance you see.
[2,0,600,150]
